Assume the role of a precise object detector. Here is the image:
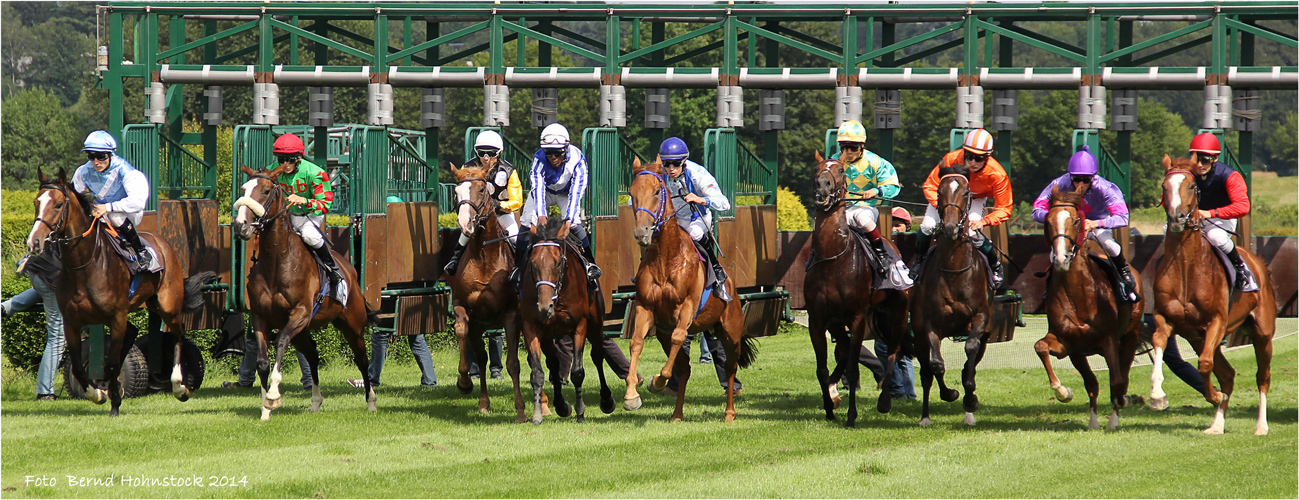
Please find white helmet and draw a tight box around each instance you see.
[474,129,504,151]
[540,123,570,149]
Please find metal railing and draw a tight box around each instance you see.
[736,140,776,205]
[122,124,218,209]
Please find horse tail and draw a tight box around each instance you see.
[736,334,760,369]
[182,271,218,312]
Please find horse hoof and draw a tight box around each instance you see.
[963,412,977,426]
[877,394,893,414]
[647,376,666,394]
[367,401,377,412]
[623,397,642,411]
[532,418,543,426]
[175,388,191,402]
[1256,423,1270,436]
[1147,396,1169,411]
[919,417,932,427]
[576,415,586,424]
[724,413,736,423]
[261,407,272,421]
[670,416,683,423]
[1107,413,1119,430]
[515,415,529,424]
[600,397,616,414]
[1054,385,1074,403]
[110,408,120,417]
[1203,426,1224,435]
[541,404,552,417]
[940,388,960,403]
[89,388,109,405]
[556,402,572,418]
[825,412,836,421]
[845,419,856,428]
[456,379,473,395]
[268,398,282,411]
[310,402,322,413]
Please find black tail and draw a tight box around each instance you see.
[182,271,218,312]
[737,335,760,369]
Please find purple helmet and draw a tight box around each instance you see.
[1068,145,1098,176]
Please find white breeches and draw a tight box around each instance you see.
[1088,228,1122,257]
[520,193,584,231]
[1203,217,1237,253]
[684,218,711,241]
[459,213,520,246]
[290,214,326,249]
[845,205,880,232]
[107,211,143,228]
[919,198,987,242]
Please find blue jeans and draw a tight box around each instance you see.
[467,335,503,377]
[697,334,713,363]
[1164,336,1207,393]
[238,335,314,388]
[369,332,437,386]
[6,278,67,396]
[874,336,916,399]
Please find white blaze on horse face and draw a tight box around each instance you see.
[1052,209,1073,268]
[236,179,259,224]
[28,191,53,250]
[1167,174,1185,214]
[455,182,473,233]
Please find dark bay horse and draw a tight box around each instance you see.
[234,165,375,420]
[448,161,522,416]
[909,168,994,427]
[1153,155,1276,435]
[625,158,757,422]
[805,152,910,426]
[1036,186,1143,430]
[28,168,212,416]
[516,217,610,425]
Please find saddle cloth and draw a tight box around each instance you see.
[847,230,913,291]
[1086,254,1139,304]
[690,239,732,303]
[308,249,350,306]
[107,234,164,274]
[1205,235,1260,292]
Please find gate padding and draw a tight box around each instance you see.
[360,202,440,308]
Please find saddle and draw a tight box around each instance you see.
[1086,254,1136,304]
[106,232,162,275]
[1206,238,1260,293]
[847,230,911,291]
[307,247,349,307]
[690,240,732,303]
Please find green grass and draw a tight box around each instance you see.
[1250,173,1298,208]
[2,321,1296,498]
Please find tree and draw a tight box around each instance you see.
[1102,97,1194,207]
[1,88,84,189]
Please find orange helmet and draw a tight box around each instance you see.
[962,128,994,154]
[1189,132,1221,155]
[273,133,305,154]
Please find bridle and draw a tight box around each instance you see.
[455,176,493,232]
[529,240,568,302]
[33,182,102,269]
[813,160,846,210]
[632,170,670,231]
[1164,169,1201,231]
[243,173,289,234]
[937,173,974,239]
[1047,201,1086,266]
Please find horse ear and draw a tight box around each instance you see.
[449,162,460,176]
[38,168,49,184]
[240,164,258,177]
[1161,154,1172,171]
[632,157,642,170]
[1050,184,1060,198]
[558,220,570,240]
[56,167,67,183]
[265,163,287,179]
[815,150,824,163]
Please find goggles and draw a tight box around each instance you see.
[838,143,864,152]
[544,149,567,158]
[86,152,111,161]
[1071,175,1093,184]
[1195,152,1219,164]
[275,153,301,164]
[966,152,990,162]
[662,159,686,168]
[475,147,501,159]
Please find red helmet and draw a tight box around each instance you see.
[1188,132,1221,155]
[273,133,305,154]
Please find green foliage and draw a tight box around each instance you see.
[1267,114,1298,173]
[776,186,811,231]
[1,88,84,190]
[1101,97,1194,208]
[1252,203,1299,236]
[0,274,43,371]
[438,211,459,228]
[1,3,96,107]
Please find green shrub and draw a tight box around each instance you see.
[439,211,459,228]
[1253,203,1298,236]
[1,274,43,371]
[776,186,811,231]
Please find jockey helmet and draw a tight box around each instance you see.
[1189,132,1221,155]
[1067,145,1099,176]
[891,207,912,226]
[962,129,994,154]
[540,123,570,149]
[474,130,504,151]
[836,120,867,144]
[273,133,306,155]
[82,130,118,153]
[659,137,689,161]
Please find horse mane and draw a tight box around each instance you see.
[40,178,95,217]
[534,216,570,241]
[938,164,969,178]
[1049,187,1084,207]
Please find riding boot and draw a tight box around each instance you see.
[116,219,152,270]
[509,229,531,285]
[310,244,344,290]
[978,238,1005,290]
[443,239,467,276]
[700,235,728,284]
[579,234,602,281]
[1109,253,1141,303]
[1225,248,1259,292]
[909,231,932,280]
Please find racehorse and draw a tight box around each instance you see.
[448,161,522,416]
[1152,155,1276,435]
[624,158,757,422]
[234,164,375,420]
[804,152,910,426]
[28,168,213,416]
[516,217,610,425]
[909,167,994,427]
[1036,186,1143,430]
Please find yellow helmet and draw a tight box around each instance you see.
[836,120,867,144]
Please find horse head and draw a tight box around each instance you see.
[28,168,89,255]
[1045,185,1086,272]
[1161,155,1201,233]
[233,164,288,241]
[812,151,845,211]
[528,217,570,319]
[629,157,668,247]
[935,166,973,241]
[449,162,496,237]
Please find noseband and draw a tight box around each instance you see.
[530,240,567,302]
[814,161,846,209]
[455,177,493,230]
[632,170,670,231]
[1164,170,1200,230]
[242,173,288,234]
[1048,202,1086,265]
[937,174,973,238]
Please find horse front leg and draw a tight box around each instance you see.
[1099,336,1128,430]
[1035,333,1074,402]
[570,320,590,423]
[959,330,989,427]
[1251,323,1274,436]
[453,305,474,395]
[62,318,98,403]
[524,324,546,425]
[916,326,940,427]
[470,332,491,413]
[845,316,868,428]
[505,311,527,423]
[658,302,696,422]
[293,334,323,412]
[1199,316,1235,435]
[807,314,836,419]
[1069,353,1101,430]
[264,311,309,420]
[623,301,654,410]
[719,306,746,423]
[1148,314,1174,410]
[105,314,132,416]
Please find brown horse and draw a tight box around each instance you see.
[28,168,212,416]
[1036,186,1143,430]
[624,158,757,422]
[234,165,375,420]
[1152,155,1276,435]
[909,167,994,427]
[447,161,522,416]
[805,152,910,426]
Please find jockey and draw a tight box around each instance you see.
[913,128,1013,289]
[444,129,523,275]
[1030,146,1140,302]
[1186,132,1258,292]
[267,133,343,289]
[830,120,911,285]
[512,122,601,283]
[657,136,730,285]
[72,130,153,270]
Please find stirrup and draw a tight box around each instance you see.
[586,263,602,280]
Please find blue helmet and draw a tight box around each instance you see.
[659,137,689,161]
[83,130,117,153]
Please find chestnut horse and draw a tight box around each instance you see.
[448,161,521,415]
[805,152,910,426]
[28,169,212,416]
[909,168,994,427]
[624,159,757,422]
[1036,186,1143,430]
[234,165,375,420]
[516,217,610,425]
[1152,155,1275,435]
